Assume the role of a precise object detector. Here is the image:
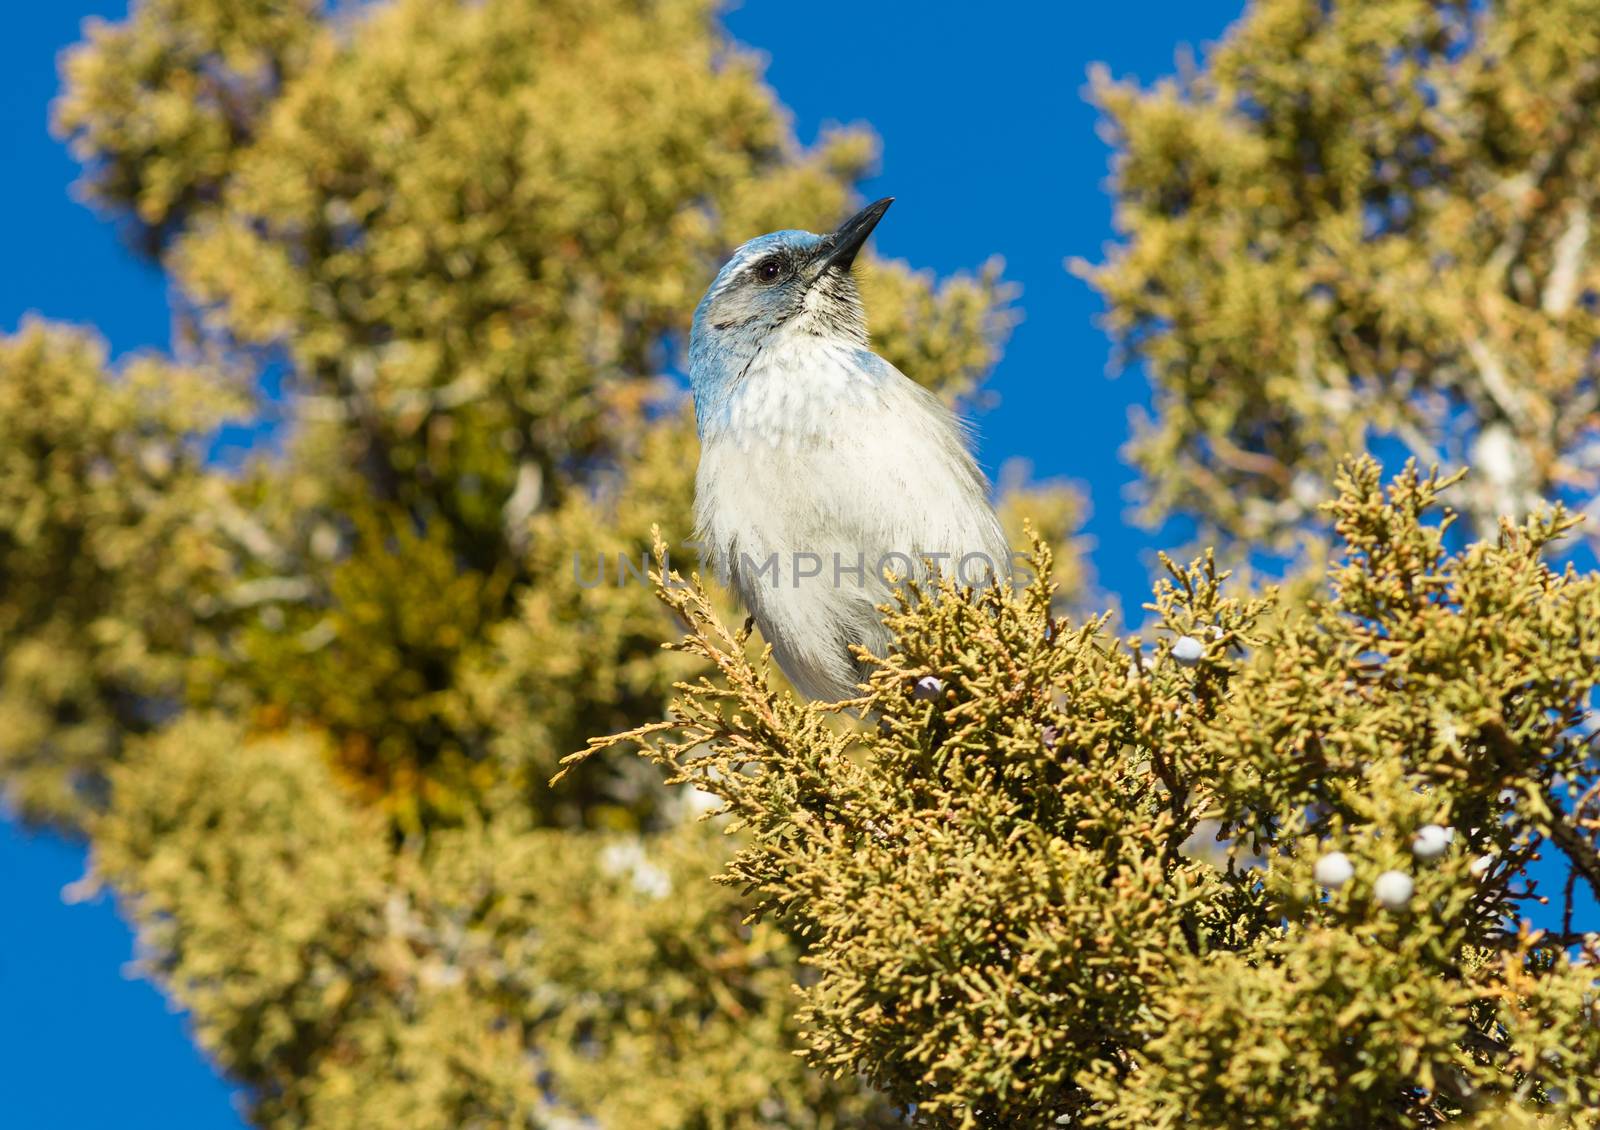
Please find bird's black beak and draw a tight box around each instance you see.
[819,197,893,272]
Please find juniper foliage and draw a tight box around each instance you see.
[93,713,903,1128]
[570,460,1600,1128]
[0,323,241,824]
[1078,0,1600,549]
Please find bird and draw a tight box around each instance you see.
[688,197,1012,701]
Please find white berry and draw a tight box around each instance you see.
[1314,851,1354,888]
[1171,636,1204,667]
[1374,870,1414,908]
[913,675,945,701]
[1411,824,1450,859]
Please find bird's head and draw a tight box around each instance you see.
[689,197,892,408]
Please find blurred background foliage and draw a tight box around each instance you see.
[0,322,242,824]
[1,0,1595,1126]
[1078,0,1600,555]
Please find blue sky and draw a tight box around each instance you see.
[25,0,1582,1125]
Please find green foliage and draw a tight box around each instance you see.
[0,321,239,825]
[56,0,320,247]
[573,461,1600,1127]
[1078,0,1600,548]
[92,713,898,1128]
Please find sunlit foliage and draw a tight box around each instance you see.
[575,461,1600,1127]
[1079,0,1600,549]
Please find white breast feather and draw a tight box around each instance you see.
[695,332,1010,700]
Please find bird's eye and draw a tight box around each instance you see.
[754,258,785,283]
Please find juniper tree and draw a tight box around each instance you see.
[1078,0,1600,551]
[91,713,905,1128]
[571,460,1600,1128]
[0,322,240,825]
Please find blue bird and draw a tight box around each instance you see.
[688,198,1011,701]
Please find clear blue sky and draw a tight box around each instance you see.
[32,1,1587,1126]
